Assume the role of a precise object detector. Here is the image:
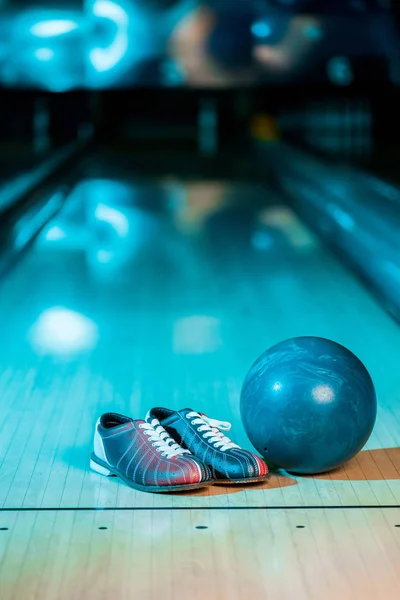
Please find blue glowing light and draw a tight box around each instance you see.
[95,203,129,237]
[28,307,98,357]
[34,48,55,62]
[251,21,272,39]
[44,225,67,241]
[96,250,114,263]
[327,56,354,86]
[252,231,274,251]
[89,0,129,73]
[327,203,355,231]
[30,20,79,38]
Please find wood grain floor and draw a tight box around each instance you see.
[1,508,400,600]
[1,174,400,598]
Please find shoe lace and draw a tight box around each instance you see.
[140,419,191,459]
[186,411,240,451]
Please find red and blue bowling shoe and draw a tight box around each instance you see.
[146,408,269,484]
[91,412,214,492]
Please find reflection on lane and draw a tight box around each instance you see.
[26,174,321,364]
[257,206,317,251]
[28,307,98,358]
[40,178,159,278]
[41,177,317,271]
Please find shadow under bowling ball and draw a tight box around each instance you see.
[171,471,298,497]
[171,448,400,496]
[311,448,400,481]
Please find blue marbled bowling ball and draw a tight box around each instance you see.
[240,337,377,474]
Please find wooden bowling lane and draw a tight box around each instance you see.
[1,507,400,600]
[2,170,400,598]
[1,172,400,520]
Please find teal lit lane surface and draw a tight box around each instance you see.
[0,175,400,510]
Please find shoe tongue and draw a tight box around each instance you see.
[145,411,163,427]
[177,408,195,417]
[166,408,211,428]
[147,407,195,427]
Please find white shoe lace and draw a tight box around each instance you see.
[186,411,240,452]
[140,419,191,459]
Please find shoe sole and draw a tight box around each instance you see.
[214,474,270,485]
[90,453,214,493]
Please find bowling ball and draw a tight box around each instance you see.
[240,337,377,474]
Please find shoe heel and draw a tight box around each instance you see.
[90,458,113,477]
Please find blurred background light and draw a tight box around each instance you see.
[251,21,272,40]
[0,1,396,88]
[327,56,354,86]
[252,230,275,250]
[89,0,129,73]
[34,47,55,62]
[44,225,67,242]
[303,25,323,41]
[96,249,114,263]
[30,19,79,38]
[28,307,99,357]
[94,203,130,237]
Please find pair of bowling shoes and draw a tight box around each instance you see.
[91,407,269,493]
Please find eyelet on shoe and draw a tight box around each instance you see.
[191,420,197,425]
[138,424,144,429]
